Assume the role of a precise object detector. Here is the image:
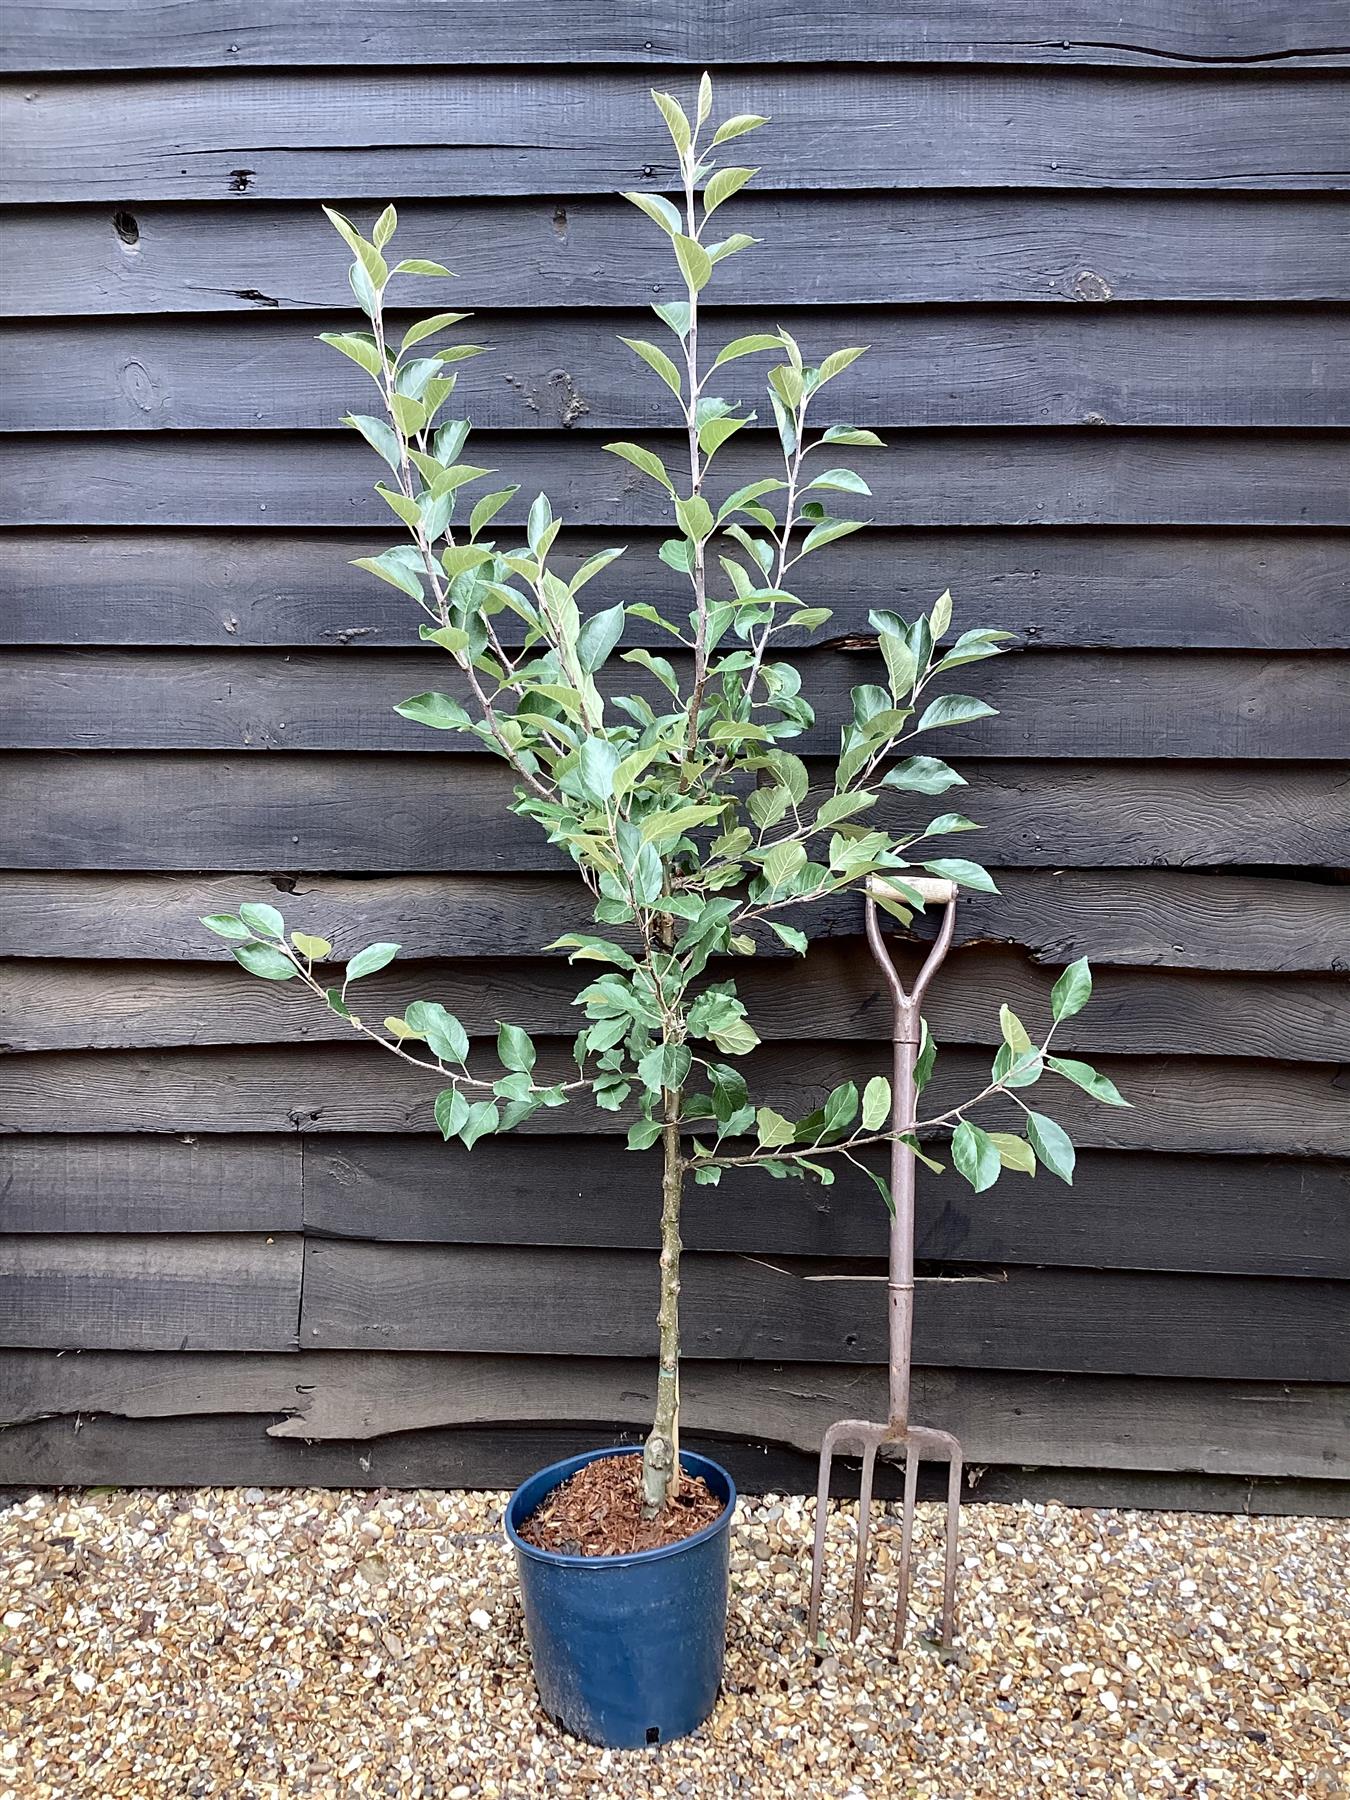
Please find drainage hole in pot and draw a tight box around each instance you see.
[646,1727,661,1745]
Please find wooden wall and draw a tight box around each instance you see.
[1,4,1347,1508]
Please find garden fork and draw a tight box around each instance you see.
[807,873,963,1654]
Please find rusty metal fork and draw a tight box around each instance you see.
[806,874,964,1654]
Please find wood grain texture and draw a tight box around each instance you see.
[6,2,1346,72]
[6,949,1347,1065]
[7,308,1348,431]
[3,1349,1345,1479]
[0,1234,302,1350]
[11,196,1350,317]
[4,1411,1344,1512]
[6,430,1350,529]
[5,529,1344,653]
[3,869,1344,974]
[0,1134,300,1233]
[3,1043,1345,1157]
[5,647,1343,761]
[299,1241,1350,1380]
[6,69,1349,203]
[6,753,1344,870]
[302,1137,1350,1279]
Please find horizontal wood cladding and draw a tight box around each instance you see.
[3,869,1342,974]
[0,1234,302,1351]
[6,308,1349,432]
[6,70,1350,204]
[4,1350,1346,1481]
[4,1044,1345,1157]
[12,196,1350,317]
[6,753,1344,869]
[0,1135,300,1234]
[6,950,1347,1065]
[7,2,1347,72]
[5,1410,1345,1512]
[7,430,1350,529]
[3,1132,1343,1279]
[5,647,1343,761]
[298,1242,1350,1381]
[4,529,1345,653]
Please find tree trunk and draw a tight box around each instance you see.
[641,1088,684,1514]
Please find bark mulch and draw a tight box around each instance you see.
[516,1453,724,1556]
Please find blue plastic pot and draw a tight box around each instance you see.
[504,1445,736,1747]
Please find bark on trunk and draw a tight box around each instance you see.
[641,1089,684,1514]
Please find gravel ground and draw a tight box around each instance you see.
[1,1484,1345,1800]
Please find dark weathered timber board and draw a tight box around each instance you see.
[6,2,1346,72]
[4,869,1343,974]
[4,1349,1346,1481]
[0,1134,300,1233]
[5,647,1342,761]
[5,528,1345,653]
[0,1234,302,1351]
[299,1242,1350,1380]
[6,1411,1346,1512]
[7,70,1350,203]
[8,431,1349,529]
[12,197,1350,317]
[302,1138,1350,1279]
[8,950,1347,1065]
[4,1043,1345,1157]
[7,308,1349,432]
[6,753,1344,870]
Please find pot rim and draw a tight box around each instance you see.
[504,1444,737,1571]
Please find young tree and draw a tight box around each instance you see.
[204,79,1127,1516]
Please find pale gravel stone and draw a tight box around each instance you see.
[0,1485,1345,1799]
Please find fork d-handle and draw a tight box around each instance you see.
[863,876,959,1436]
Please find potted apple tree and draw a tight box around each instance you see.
[202,80,1124,1747]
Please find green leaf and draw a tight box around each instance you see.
[807,467,871,496]
[639,803,722,844]
[1051,957,1093,1021]
[698,414,748,457]
[820,425,884,447]
[200,913,252,941]
[460,1100,500,1149]
[817,346,868,384]
[761,839,807,892]
[395,692,473,731]
[318,331,384,378]
[619,336,684,399]
[915,694,998,733]
[392,258,454,277]
[603,441,675,494]
[623,191,683,236]
[992,1042,1043,1090]
[987,1131,1036,1176]
[290,931,332,961]
[673,234,713,293]
[342,413,401,471]
[860,1164,895,1217]
[755,1106,797,1148]
[676,494,715,542]
[999,1005,1034,1055]
[935,628,1015,672]
[801,518,864,555]
[440,544,494,582]
[404,1001,470,1065]
[575,737,620,806]
[325,987,352,1019]
[400,310,471,351]
[231,943,295,981]
[923,859,999,894]
[627,1118,663,1151]
[1026,1111,1076,1184]
[766,921,808,955]
[469,485,518,539]
[711,334,781,370]
[712,113,769,146]
[577,603,627,675]
[819,1081,859,1138]
[862,1075,891,1131]
[638,1042,692,1095]
[651,89,692,154]
[497,1021,537,1074]
[703,165,756,214]
[345,942,400,983]
[353,553,422,600]
[238,902,285,940]
[879,757,967,796]
[952,1119,1001,1194]
[434,1086,470,1142]
[1048,1056,1130,1108]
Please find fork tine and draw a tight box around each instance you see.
[894,1448,920,1652]
[806,1432,839,1645]
[941,1445,962,1649]
[848,1441,878,1638]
